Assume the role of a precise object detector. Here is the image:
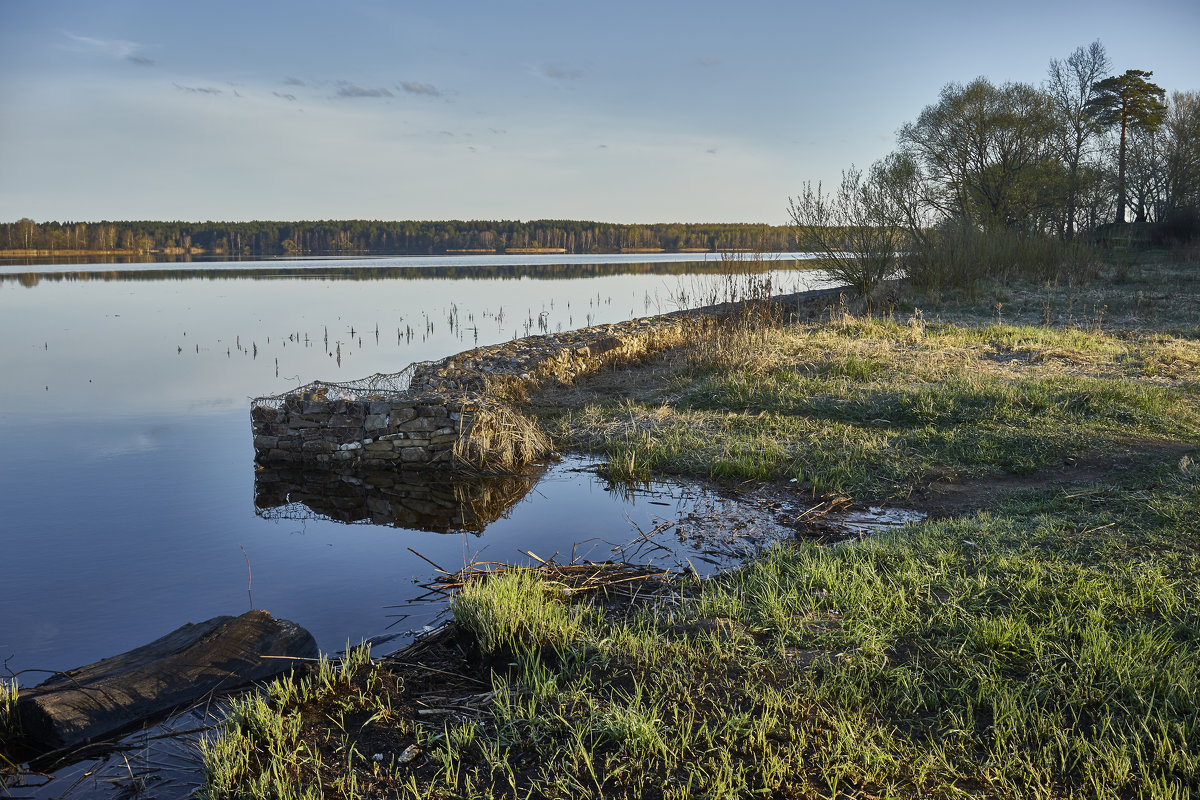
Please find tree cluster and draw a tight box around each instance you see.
[790,41,1200,298]
[0,218,793,256]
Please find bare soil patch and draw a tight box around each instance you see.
[908,438,1198,518]
[680,438,1199,545]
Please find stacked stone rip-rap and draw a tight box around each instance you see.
[250,287,844,473]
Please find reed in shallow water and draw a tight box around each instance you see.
[0,679,17,738]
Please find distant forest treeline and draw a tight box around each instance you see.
[0,219,793,256]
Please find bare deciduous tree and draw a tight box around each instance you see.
[1046,40,1110,238]
[788,162,906,304]
[1162,91,1200,223]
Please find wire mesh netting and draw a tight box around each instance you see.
[250,362,432,410]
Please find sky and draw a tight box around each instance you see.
[2,0,1199,225]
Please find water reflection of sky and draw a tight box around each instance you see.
[0,259,829,676]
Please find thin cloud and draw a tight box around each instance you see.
[541,64,583,80]
[273,92,297,101]
[174,83,222,95]
[336,83,393,98]
[62,32,155,66]
[282,77,305,86]
[698,57,719,68]
[399,81,442,97]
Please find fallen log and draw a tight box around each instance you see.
[16,609,318,750]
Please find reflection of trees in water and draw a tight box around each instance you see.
[1,260,816,286]
[254,466,545,533]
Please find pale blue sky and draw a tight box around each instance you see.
[3,0,1198,224]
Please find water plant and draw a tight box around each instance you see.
[0,679,19,770]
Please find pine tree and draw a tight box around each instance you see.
[1085,69,1167,223]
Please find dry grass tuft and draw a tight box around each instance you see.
[455,401,553,472]
[0,678,18,762]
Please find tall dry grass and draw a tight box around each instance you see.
[906,223,1099,300]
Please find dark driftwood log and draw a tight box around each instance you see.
[16,610,318,750]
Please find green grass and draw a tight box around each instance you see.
[545,315,1200,494]
[692,463,1200,797]
[198,645,393,800]
[451,568,588,655]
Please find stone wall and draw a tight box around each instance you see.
[252,394,471,469]
[251,286,845,473]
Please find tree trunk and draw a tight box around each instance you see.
[1117,118,1129,223]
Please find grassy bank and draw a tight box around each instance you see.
[196,259,1200,798]
[538,262,1199,495]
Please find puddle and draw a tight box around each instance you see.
[822,506,928,538]
[363,458,799,642]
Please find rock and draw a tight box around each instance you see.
[402,416,442,433]
[16,610,318,750]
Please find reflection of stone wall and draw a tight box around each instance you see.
[250,287,845,472]
[254,465,543,532]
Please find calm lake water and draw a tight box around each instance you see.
[0,253,832,679]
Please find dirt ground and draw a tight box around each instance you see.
[671,439,1199,547]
